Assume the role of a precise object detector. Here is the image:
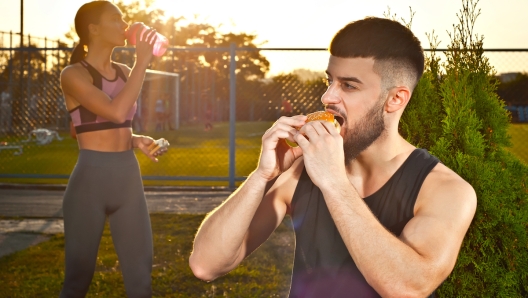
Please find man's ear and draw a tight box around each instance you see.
[385,87,411,113]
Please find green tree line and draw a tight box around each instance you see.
[400,0,527,296]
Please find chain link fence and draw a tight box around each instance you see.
[0,40,527,187]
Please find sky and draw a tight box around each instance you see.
[2,0,528,76]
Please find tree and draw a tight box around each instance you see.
[400,0,527,296]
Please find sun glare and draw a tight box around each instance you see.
[151,0,235,26]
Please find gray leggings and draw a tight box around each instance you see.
[60,149,152,298]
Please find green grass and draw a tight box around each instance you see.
[0,214,295,297]
[2,121,526,186]
[0,122,271,187]
[506,123,528,164]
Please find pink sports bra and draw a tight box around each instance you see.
[69,60,137,134]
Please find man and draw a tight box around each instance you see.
[189,17,477,297]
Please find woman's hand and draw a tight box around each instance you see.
[132,135,168,162]
[134,27,157,68]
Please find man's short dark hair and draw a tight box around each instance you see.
[329,17,424,91]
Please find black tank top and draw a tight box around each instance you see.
[289,148,440,298]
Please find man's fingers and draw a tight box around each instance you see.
[262,130,291,148]
[293,132,310,148]
[276,115,307,128]
[321,121,340,135]
[300,122,321,141]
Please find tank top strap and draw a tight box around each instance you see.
[112,62,128,82]
[79,60,103,89]
[363,148,440,235]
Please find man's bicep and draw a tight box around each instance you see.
[399,177,477,278]
[241,159,302,259]
[242,189,289,258]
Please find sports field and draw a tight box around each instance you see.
[0,122,526,186]
[506,123,528,164]
[0,121,272,187]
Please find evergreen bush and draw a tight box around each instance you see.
[400,1,528,296]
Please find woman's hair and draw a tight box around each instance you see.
[69,0,112,65]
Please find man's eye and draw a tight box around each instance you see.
[343,83,357,90]
[323,78,332,86]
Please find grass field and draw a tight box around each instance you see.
[0,121,272,187]
[0,214,295,297]
[1,122,526,186]
[506,123,528,164]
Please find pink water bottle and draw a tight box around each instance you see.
[125,22,169,57]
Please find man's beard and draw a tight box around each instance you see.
[342,101,386,163]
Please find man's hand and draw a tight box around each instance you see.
[132,135,168,162]
[295,120,347,189]
[255,115,306,181]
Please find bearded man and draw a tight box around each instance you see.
[189,17,477,298]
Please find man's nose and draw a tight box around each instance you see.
[321,84,341,105]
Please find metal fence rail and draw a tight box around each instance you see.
[0,46,527,187]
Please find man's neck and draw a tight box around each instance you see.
[345,133,415,198]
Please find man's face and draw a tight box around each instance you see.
[322,56,386,163]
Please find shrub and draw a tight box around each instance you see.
[400,1,528,296]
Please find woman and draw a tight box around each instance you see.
[59,1,166,297]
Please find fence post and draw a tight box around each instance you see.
[228,43,236,189]
[174,73,180,129]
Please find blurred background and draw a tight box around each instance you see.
[0,0,527,188]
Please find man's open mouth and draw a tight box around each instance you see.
[334,115,345,127]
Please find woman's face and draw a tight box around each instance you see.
[90,4,128,47]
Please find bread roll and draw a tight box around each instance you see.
[285,111,341,147]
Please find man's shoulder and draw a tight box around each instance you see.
[417,162,477,213]
[429,163,473,190]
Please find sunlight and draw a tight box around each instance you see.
[151,0,236,27]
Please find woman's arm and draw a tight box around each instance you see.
[60,29,157,123]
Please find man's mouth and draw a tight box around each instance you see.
[334,115,345,127]
[325,108,345,127]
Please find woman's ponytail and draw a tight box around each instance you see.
[70,1,111,65]
[69,41,87,65]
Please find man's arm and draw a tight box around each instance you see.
[295,121,477,297]
[322,166,476,297]
[189,116,306,281]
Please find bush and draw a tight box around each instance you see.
[400,1,528,296]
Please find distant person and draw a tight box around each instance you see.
[56,95,69,130]
[163,93,171,130]
[155,94,168,131]
[517,106,526,122]
[0,90,12,134]
[29,93,38,128]
[281,98,293,117]
[189,17,477,297]
[204,103,213,131]
[58,1,167,297]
